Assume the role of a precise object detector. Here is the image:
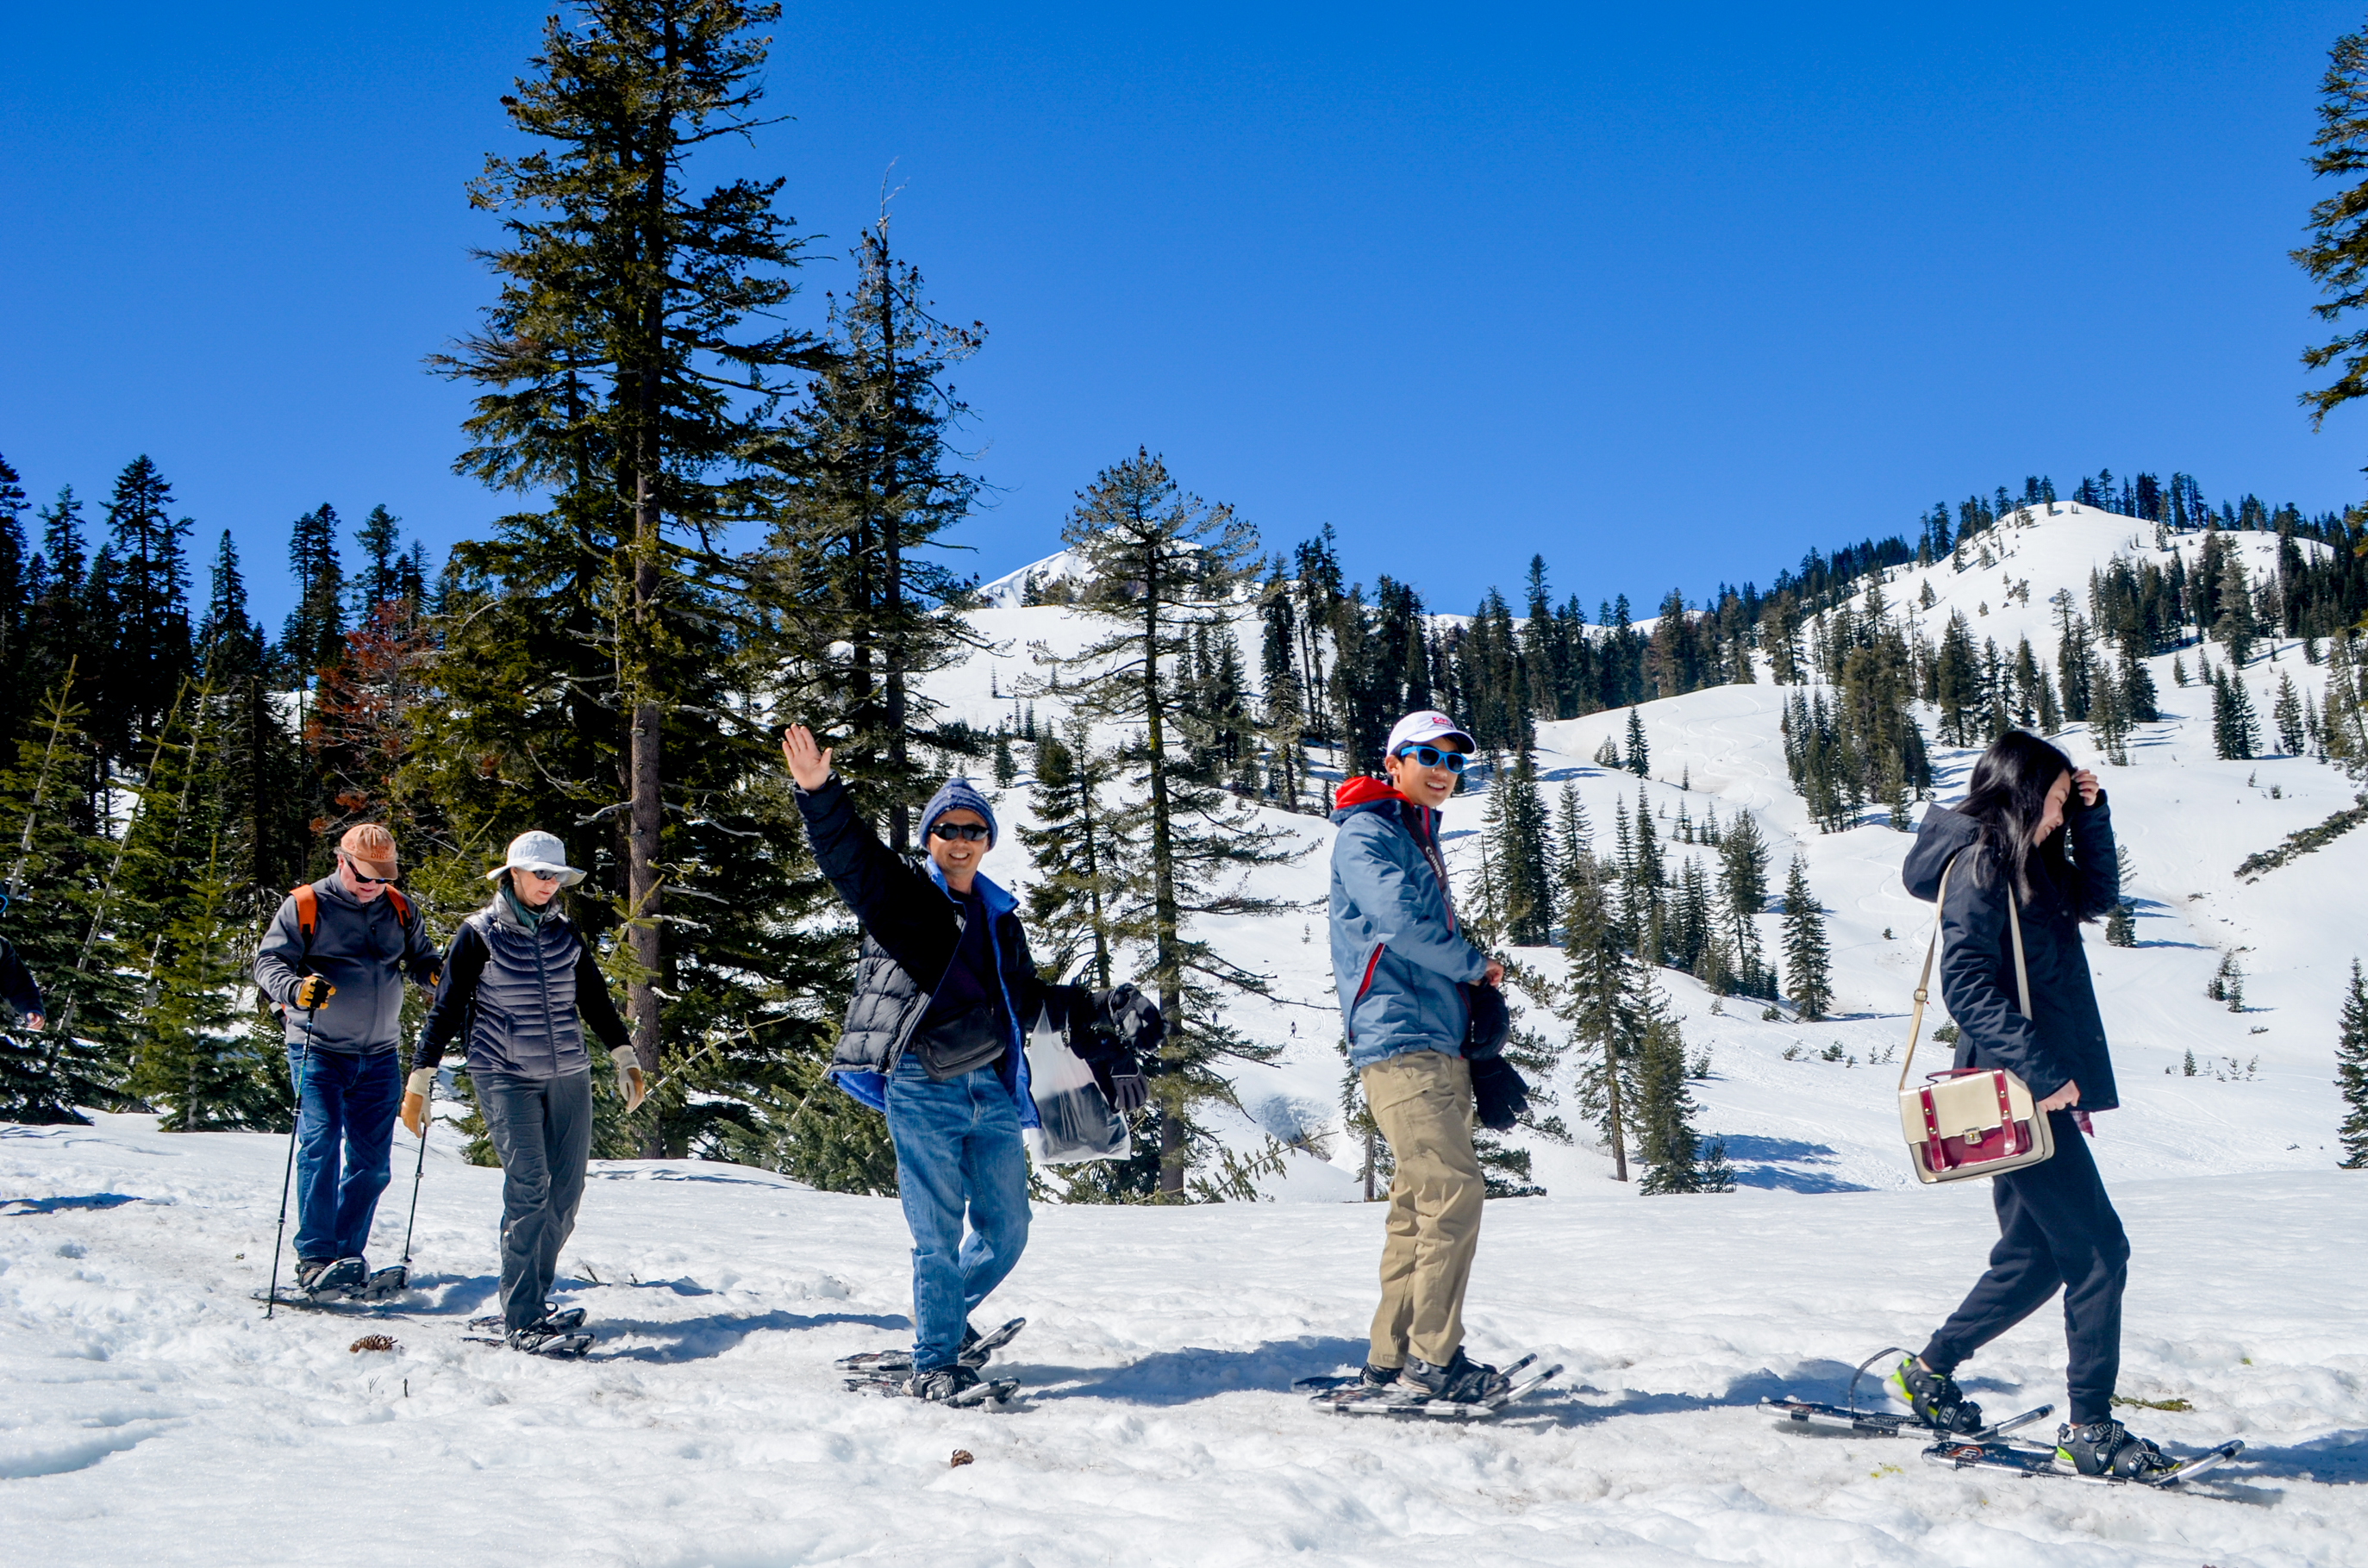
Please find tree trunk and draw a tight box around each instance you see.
[1144,540,1184,1195]
[626,27,674,1158]
[1604,1029,1629,1183]
[876,229,910,854]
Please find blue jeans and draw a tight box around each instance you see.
[884,1052,1031,1371]
[284,1045,403,1263]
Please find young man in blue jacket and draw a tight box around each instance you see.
[784,725,1159,1400]
[1329,709,1524,1403]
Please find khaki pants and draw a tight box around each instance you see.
[1362,1049,1484,1369]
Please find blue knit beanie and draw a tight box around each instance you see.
[921,776,998,846]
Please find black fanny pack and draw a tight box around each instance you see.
[912,1005,1006,1081]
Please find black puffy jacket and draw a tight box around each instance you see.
[1902,792,2121,1109]
[795,774,1141,1108]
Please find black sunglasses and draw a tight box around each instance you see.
[929,821,991,842]
[1393,743,1468,774]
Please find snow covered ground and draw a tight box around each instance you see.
[7,503,2368,1563]
[5,1113,2366,1566]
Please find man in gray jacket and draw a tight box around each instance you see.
[253,824,441,1297]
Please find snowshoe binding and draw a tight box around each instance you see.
[1403,1348,1512,1403]
[297,1256,366,1301]
[504,1321,595,1358]
[352,1265,410,1302]
[470,1303,588,1333]
[835,1316,1026,1375]
[853,1362,1015,1408]
[1889,1355,1984,1435]
[2055,1419,2184,1481]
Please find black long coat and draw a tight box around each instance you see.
[1903,793,2121,1110]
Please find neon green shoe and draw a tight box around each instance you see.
[1890,1355,1984,1434]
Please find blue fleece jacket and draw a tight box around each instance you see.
[1329,776,1488,1070]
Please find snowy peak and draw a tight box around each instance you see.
[977,549,1091,609]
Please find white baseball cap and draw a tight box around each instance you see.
[1384,709,1477,759]
[486,829,587,887]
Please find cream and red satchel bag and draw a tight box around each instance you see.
[1896,855,2056,1184]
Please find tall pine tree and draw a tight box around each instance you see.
[1040,450,1302,1195]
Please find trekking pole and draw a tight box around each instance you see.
[264,1006,319,1320]
[398,1059,431,1274]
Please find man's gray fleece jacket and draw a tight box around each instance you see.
[252,876,441,1055]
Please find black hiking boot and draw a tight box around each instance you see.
[905,1365,982,1402]
[1890,1356,1984,1434]
[536,1304,588,1332]
[1402,1349,1511,1403]
[1359,1363,1402,1390]
[2055,1418,2180,1479]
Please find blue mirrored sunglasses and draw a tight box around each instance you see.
[1393,743,1468,774]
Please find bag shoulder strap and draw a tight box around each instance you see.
[1899,851,2033,1095]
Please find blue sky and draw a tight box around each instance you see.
[3,3,2365,631]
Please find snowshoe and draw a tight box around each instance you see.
[2054,1419,2184,1481]
[297,1257,366,1301]
[1307,1352,1562,1419]
[1762,1394,2051,1441]
[1889,1355,1984,1435]
[843,1363,1019,1407]
[835,1317,1026,1375]
[1924,1434,2243,1488]
[351,1266,410,1302]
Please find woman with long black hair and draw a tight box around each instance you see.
[1890,728,2176,1479]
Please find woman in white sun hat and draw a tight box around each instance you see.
[412,830,643,1355]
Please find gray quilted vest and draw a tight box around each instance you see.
[460,896,589,1079]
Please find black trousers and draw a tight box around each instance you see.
[1921,1110,2130,1425]
[476,1069,595,1333]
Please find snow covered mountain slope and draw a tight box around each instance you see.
[927,503,2367,1199]
[4,1114,2365,1565]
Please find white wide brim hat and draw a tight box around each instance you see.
[487,829,587,887]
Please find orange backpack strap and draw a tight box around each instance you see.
[386,887,413,927]
[291,884,317,947]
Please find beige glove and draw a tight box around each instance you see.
[293,976,335,1009]
[611,1046,647,1112]
[399,1068,434,1139]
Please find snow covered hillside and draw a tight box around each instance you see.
[7,503,2368,1564]
[938,503,2368,1200]
[5,1115,2365,1565]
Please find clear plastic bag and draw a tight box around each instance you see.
[1022,1003,1131,1166]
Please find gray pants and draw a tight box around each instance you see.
[476,1069,594,1332]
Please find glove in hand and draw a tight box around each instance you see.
[1105,984,1166,1059]
[1105,1072,1149,1113]
[1462,979,1509,1060]
[1470,1054,1529,1133]
[399,1067,434,1139]
[611,1046,647,1112]
[294,976,335,1010]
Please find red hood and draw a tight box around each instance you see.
[1334,775,1401,809]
